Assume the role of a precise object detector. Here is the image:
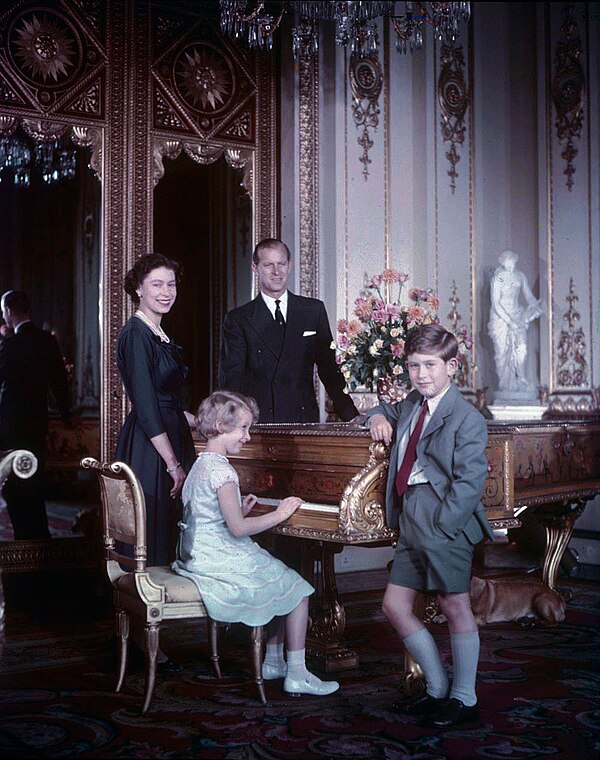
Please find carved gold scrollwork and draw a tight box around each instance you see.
[551,4,585,191]
[298,54,318,298]
[71,125,102,181]
[438,44,468,193]
[349,50,382,180]
[0,116,18,136]
[556,278,587,387]
[225,148,253,199]
[183,142,224,165]
[339,441,388,534]
[21,118,68,142]
[152,138,182,186]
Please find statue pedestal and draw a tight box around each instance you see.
[490,403,547,421]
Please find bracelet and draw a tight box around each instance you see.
[166,462,181,474]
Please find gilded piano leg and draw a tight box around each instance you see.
[302,541,359,672]
[535,499,587,589]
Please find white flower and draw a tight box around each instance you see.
[330,341,336,350]
[368,345,379,356]
[374,339,384,349]
[390,327,400,338]
[392,364,402,375]
[348,344,358,355]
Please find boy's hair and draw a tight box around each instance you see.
[197,390,259,439]
[404,323,459,362]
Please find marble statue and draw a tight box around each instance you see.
[488,250,542,397]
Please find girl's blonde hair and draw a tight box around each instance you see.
[196,390,259,439]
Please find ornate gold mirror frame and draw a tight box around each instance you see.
[0,0,278,572]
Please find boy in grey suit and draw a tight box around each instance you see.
[367,324,493,728]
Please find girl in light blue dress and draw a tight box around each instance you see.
[172,390,339,697]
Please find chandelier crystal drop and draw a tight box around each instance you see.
[219,2,470,59]
[0,133,76,187]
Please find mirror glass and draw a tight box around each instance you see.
[153,148,253,410]
[0,123,101,541]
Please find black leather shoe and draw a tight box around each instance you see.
[392,694,445,716]
[423,698,480,728]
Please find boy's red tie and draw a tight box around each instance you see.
[395,400,429,497]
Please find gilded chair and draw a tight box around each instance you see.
[80,457,266,712]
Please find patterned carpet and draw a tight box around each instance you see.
[0,574,598,759]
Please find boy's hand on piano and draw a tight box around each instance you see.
[369,414,394,445]
[276,496,304,522]
[242,493,258,515]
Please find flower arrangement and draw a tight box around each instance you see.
[332,268,472,398]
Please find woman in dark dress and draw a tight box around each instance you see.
[116,253,196,567]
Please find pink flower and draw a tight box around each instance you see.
[407,305,425,324]
[347,319,362,336]
[381,268,400,284]
[374,298,386,311]
[371,274,383,286]
[427,295,440,310]
[399,272,410,283]
[354,297,373,320]
[391,340,405,357]
[338,334,350,349]
[372,309,388,323]
[337,318,349,334]
[386,304,400,320]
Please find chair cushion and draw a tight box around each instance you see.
[116,566,203,603]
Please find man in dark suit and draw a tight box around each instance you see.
[0,290,71,539]
[218,238,358,423]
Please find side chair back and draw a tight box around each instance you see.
[80,457,266,711]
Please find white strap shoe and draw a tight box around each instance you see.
[283,672,339,697]
[262,661,287,680]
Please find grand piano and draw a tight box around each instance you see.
[194,417,600,671]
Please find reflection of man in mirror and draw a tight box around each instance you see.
[0,290,71,539]
[488,250,542,394]
[218,238,359,424]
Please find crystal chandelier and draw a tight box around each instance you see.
[220,2,470,58]
[0,128,77,187]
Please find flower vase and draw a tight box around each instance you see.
[376,375,408,404]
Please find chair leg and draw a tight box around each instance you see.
[141,623,160,714]
[115,609,129,692]
[251,625,267,705]
[208,618,222,679]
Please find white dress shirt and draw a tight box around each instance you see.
[398,383,452,486]
[261,290,288,322]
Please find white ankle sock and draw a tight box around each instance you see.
[402,628,449,699]
[263,642,285,667]
[286,648,308,680]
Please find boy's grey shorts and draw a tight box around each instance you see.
[389,483,475,594]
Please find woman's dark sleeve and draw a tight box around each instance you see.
[118,327,165,439]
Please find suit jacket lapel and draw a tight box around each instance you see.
[421,383,459,441]
[245,295,284,358]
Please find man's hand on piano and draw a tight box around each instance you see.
[369,413,394,445]
[242,493,258,515]
[275,496,304,523]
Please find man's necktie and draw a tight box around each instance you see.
[274,299,285,327]
[395,400,429,497]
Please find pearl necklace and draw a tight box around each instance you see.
[134,309,170,343]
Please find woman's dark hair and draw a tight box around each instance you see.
[124,253,181,304]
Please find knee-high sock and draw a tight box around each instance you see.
[449,631,479,707]
[402,628,449,699]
